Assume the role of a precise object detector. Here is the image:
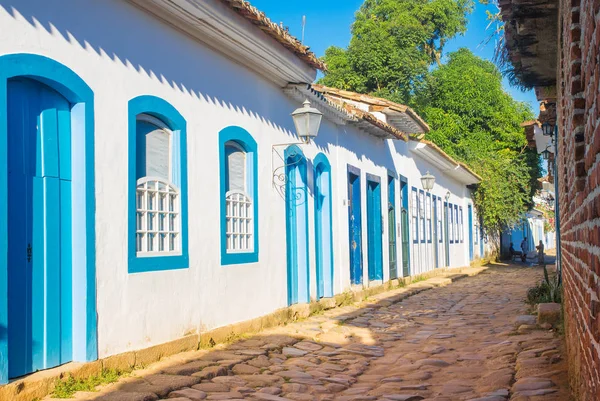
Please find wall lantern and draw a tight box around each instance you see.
[541,146,551,160]
[291,99,323,144]
[421,171,436,191]
[541,121,554,137]
[271,99,323,199]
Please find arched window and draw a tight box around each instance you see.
[128,96,188,273]
[219,127,258,265]
[224,141,253,253]
[135,114,180,255]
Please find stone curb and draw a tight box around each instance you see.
[0,261,490,401]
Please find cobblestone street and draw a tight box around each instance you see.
[68,265,570,401]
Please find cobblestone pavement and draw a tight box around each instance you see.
[65,265,570,401]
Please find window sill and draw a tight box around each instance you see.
[128,254,189,273]
[221,251,258,265]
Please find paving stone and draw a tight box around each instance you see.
[294,341,323,352]
[259,387,283,395]
[192,364,228,380]
[415,359,450,367]
[192,383,230,392]
[206,391,244,400]
[118,374,201,398]
[283,347,308,357]
[94,392,159,401]
[381,396,424,401]
[232,363,262,375]
[169,388,208,400]
[163,361,215,376]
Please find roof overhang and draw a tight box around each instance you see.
[127,0,317,86]
[310,85,430,134]
[408,140,481,186]
[284,84,408,141]
[499,0,559,88]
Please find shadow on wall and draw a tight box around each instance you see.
[2,2,402,172]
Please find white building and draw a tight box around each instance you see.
[0,0,483,385]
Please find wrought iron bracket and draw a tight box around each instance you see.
[271,142,306,200]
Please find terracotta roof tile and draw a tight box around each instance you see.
[220,0,326,71]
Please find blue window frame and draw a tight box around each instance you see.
[426,193,432,243]
[419,190,425,243]
[411,187,418,244]
[437,196,443,243]
[128,95,189,273]
[459,206,464,243]
[454,205,459,244]
[449,203,454,244]
[219,126,259,265]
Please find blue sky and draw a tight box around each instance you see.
[250,0,538,112]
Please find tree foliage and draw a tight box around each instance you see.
[413,48,542,233]
[319,0,473,104]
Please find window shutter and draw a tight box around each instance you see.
[226,145,246,192]
[137,120,170,181]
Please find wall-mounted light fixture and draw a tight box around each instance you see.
[421,171,436,192]
[541,146,551,160]
[444,191,451,201]
[291,100,323,144]
[541,121,554,137]
[272,99,323,198]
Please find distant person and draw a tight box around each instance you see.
[509,242,516,255]
[536,240,545,265]
[520,237,528,262]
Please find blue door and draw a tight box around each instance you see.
[444,202,450,266]
[400,177,410,277]
[7,78,73,378]
[285,146,309,305]
[366,177,383,281]
[387,175,398,279]
[348,168,362,285]
[314,156,333,298]
[468,205,474,261]
[433,196,439,268]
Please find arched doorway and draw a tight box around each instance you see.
[0,54,97,383]
[285,145,309,305]
[314,153,333,298]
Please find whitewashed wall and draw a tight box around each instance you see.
[0,0,479,360]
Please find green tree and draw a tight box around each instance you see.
[319,0,473,104]
[413,48,542,233]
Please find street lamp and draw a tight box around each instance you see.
[421,171,435,191]
[541,146,551,160]
[291,99,323,144]
[541,121,554,137]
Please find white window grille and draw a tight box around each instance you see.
[226,190,253,253]
[136,178,180,256]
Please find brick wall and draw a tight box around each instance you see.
[556,0,600,398]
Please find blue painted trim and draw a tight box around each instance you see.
[455,205,459,244]
[459,206,464,243]
[128,95,189,273]
[347,164,361,177]
[347,164,363,285]
[426,192,432,244]
[419,189,426,244]
[219,126,259,265]
[411,187,419,244]
[365,173,381,183]
[285,145,310,304]
[313,153,334,298]
[0,53,97,383]
[449,202,454,244]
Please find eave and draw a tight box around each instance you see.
[498,0,559,88]
[127,0,317,86]
[408,137,481,186]
[310,84,430,134]
[284,84,408,141]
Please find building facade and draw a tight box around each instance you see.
[500,0,600,397]
[0,0,483,384]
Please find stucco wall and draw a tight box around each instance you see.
[0,0,479,361]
